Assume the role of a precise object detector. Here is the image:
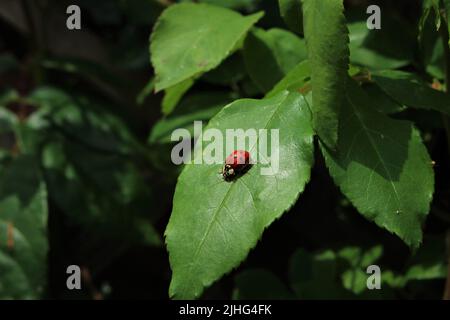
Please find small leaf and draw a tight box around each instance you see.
[243,28,307,92]
[372,70,450,115]
[302,0,349,148]
[166,91,314,299]
[321,80,434,249]
[162,78,194,115]
[150,3,263,92]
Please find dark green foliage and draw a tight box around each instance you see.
[0,0,448,300]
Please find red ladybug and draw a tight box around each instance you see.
[222,150,251,181]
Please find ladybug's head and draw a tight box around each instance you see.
[222,164,235,181]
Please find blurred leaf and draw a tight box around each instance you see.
[303,0,349,149]
[372,70,450,115]
[243,28,307,92]
[28,87,140,154]
[162,78,194,115]
[290,246,402,299]
[166,91,314,299]
[150,3,263,91]
[0,155,48,299]
[337,246,382,294]
[321,80,434,249]
[233,269,295,299]
[42,138,161,248]
[278,0,303,34]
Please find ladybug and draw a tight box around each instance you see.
[222,150,251,181]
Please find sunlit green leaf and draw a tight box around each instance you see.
[166,91,314,299]
[150,3,263,91]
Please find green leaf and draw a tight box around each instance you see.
[233,268,295,299]
[150,3,263,92]
[0,155,48,299]
[265,60,310,98]
[372,70,450,115]
[321,80,434,249]
[162,78,194,115]
[166,91,314,299]
[278,0,303,34]
[302,0,349,148]
[243,28,307,93]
